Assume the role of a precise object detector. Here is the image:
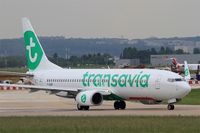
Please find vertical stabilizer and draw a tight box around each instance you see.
[184,61,191,80]
[22,18,61,72]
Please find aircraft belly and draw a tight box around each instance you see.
[111,86,157,101]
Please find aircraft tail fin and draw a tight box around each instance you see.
[22,18,61,72]
[184,61,191,80]
[170,58,178,65]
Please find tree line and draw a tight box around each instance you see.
[0,53,114,68]
[1,46,200,68]
[49,53,114,67]
[120,46,186,64]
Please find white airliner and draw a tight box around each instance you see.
[171,58,200,72]
[0,18,191,110]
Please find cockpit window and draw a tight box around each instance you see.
[167,78,185,82]
[175,78,182,81]
[167,78,175,82]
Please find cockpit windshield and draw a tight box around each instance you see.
[167,78,185,82]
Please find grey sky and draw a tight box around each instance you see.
[1,0,200,39]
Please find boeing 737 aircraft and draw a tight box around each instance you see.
[0,18,191,110]
[171,58,200,72]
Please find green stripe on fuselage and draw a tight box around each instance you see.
[103,94,125,101]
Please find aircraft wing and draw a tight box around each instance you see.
[0,83,112,95]
[0,71,33,77]
[0,83,77,92]
[0,71,33,83]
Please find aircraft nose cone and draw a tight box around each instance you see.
[181,83,191,96]
[176,82,191,98]
[185,83,191,94]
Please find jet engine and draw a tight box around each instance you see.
[75,90,103,106]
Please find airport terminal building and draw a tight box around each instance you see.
[150,54,200,66]
[115,59,140,67]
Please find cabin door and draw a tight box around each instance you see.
[155,77,161,90]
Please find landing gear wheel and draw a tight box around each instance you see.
[120,101,126,109]
[83,106,90,110]
[114,101,120,110]
[77,104,83,110]
[167,104,175,110]
[114,101,126,110]
[77,104,90,110]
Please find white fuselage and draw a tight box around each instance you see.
[29,68,191,102]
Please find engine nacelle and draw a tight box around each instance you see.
[75,90,103,106]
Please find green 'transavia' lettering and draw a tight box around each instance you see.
[82,71,150,88]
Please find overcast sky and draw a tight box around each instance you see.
[1,0,200,39]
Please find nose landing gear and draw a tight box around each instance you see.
[167,98,176,110]
[114,100,126,110]
[167,104,175,110]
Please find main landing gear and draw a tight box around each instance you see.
[114,100,126,110]
[77,104,90,110]
[167,104,175,110]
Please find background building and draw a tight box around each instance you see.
[151,54,200,66]
[174,45,195,54]
[115,59,140,67]
[174,42,200,54]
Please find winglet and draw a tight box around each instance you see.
[184,61,191,80]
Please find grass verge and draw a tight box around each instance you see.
[0,116,200,133]
[178,89,200,105]
[0,67,27,73]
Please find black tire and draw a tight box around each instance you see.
[114,101,126,110]
[114,101,120,110]
[77,104,90,110]
[77,104,83,110]
[171,105,175,110]
[83,106,90,110]
[120,101,126,110]
[167,104,175,110]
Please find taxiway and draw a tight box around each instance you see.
[0,90,199,116]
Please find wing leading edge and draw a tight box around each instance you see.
[0,83,112,96]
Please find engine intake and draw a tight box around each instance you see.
[92,93,102,105]
[76,90,103,106]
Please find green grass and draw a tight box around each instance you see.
[0,67,27,73]
[0,116,200,133]
[178,89,200,105]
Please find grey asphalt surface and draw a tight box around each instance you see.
[0,90,199,116]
